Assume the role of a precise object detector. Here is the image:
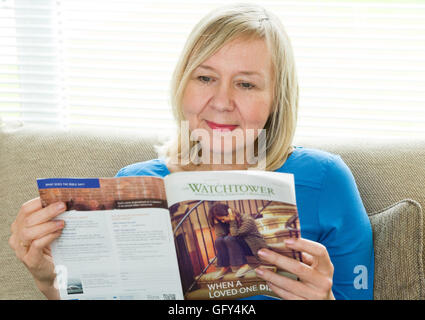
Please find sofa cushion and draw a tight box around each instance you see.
[369,199,424,300]
[296,137,425,215]
[0,123,164,299]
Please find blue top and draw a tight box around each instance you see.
[115,146,374,300]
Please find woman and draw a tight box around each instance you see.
[207,203,267,279]
[9,3,374,300]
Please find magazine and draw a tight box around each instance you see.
[37,170,302,300]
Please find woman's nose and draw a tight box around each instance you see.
[210,83,235,112]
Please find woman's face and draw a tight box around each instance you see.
[182,37,274,159]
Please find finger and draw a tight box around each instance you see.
[284,238,333,274]
[301,252,315,266]
[17,197,43,220]
[8,233,25,259]
[257,248,326,288]
[258,248,311,278]
[9,230,36,260]
[256,267,319,300]
[21,220,65,243]
[12,198,43,233]
[13,198,41,234]
[266,281,305,300]
[24,230,63,270]
[27,230,63,259]
[24,202,66,227]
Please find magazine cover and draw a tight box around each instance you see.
[164,170,302,300]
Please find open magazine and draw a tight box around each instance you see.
[37,170,302,300]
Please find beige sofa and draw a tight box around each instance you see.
[1,123,424,300]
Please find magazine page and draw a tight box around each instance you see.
[37,177,183,300]
[164,170,301,300]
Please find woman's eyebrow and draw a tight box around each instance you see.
[198,64,264,77]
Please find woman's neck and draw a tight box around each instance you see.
[193,162,250,171]
[166,160,251,173]
[167,150,258,172]
[165,145,294,173]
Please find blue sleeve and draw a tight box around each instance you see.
[318,155,374,300]
[115,167,127,177]
[114,159,170,178]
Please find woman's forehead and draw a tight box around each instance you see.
[199,38,272,77]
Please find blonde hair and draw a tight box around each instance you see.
[158,3,299,171]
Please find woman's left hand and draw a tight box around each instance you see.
[255,237,335,300]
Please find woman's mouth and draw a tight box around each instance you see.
[206,120,238,131]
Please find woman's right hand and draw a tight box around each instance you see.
[8,197,66,299]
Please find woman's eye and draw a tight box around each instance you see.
[239,82,255,90]
[198,76,212,83]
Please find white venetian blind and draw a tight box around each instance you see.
[1,0,425,139]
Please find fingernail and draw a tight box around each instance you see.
[56,220,64,228]
[57,202,65,211]
[257,249,269,257]
[255,268,264,276]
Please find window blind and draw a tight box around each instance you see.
[1,0,424,139]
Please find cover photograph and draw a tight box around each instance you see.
[170,198,301,299]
